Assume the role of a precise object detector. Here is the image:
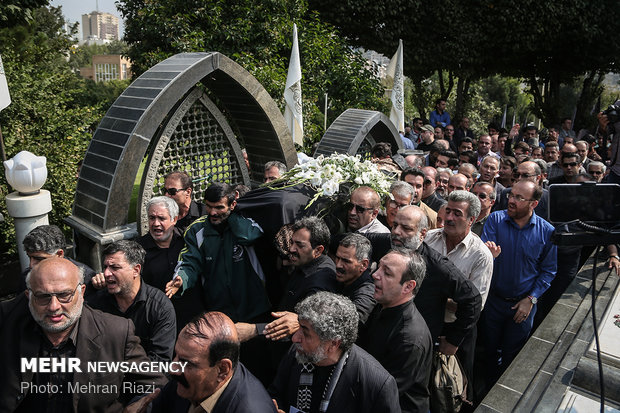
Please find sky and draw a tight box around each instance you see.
[50,0,124,39]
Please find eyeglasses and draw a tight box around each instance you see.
[590,170,603,175]
[562,162,578,167]
[512,172,536,179]
[163,187,187,196]
[345,202,373,214]
[473,192,488,199]
[388,200,410,210]
[507,192,533,202]
[29,283,82,305]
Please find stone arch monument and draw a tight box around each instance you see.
[66,52,296,270]
[313,108,402,158]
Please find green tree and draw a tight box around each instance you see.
[0,6,107,257]
[117,0,388,149]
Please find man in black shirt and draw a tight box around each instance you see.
[366,206,481,356]
[358,248,432,413]
[88,240,176,362]
[334,234,375,327]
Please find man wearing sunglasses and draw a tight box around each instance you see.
[0,258,166,411]
[548,152,583,184]
[163,171,207,235]
[346,186,390,234]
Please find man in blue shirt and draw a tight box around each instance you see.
[429,98,451,128]
[481,180,557,385]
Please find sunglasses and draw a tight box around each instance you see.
[345,202,373,214]
[590,170,603,175]
[562,162,578,167]
[163,187,187,196]
[29,283,82,305]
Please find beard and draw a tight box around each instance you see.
[294,343,327,365]
[29,292,83,334]
[390,233,422,251]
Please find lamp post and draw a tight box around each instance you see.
[4,151,52,271]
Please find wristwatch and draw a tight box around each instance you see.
[528,295,538,304]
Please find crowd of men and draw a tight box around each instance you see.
[2,109,620,413]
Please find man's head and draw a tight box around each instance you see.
[471,181,496,216]
[347,186,381,231]
[477,134,492,157]
[443,190,480,240]
[459,150,477,166]
[434,126,445,140]
[335,234,371,286]
[479,155,500,182]
[524,125,538,141]
[587,161,606,182]
[293,292,358,365]
[289,217,330,266]
[560,152,582,181]
[513,141,531,162]
[390,205,428,251]
[386,181,414,228]
[264,160,287,183]
[487,123,499,136]
[513,161,542,185]
[448,173,470,194]
[172,312,239,404]
[400,167,425,204]
[164,171,193,210]
[490,134,499,152]
[548,127,559,141]
[146,196,178,246]
[404,154,425,168]
[435,150,457,169]
[531,146,543,160]
[373,248,426,307]
[507,181,541,221]
[444,125,455,140]
[575,141,589,163]
[26,258,85,337]
[458,137,473,154]
[460,117,470,129]
[420,124,435,144]
[499,156,517,182]
[421,166,438,198]
[412,117,423,132]
[371,142,393,159]
[102,240,145,298]
[435,168,452,197]
[204,182,237,225]
[544,141,560,163]
[435,98,447,113]
[23,225,66,269]
[562,143,577,155]
[561,117,572,131]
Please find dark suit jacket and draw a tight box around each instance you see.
[151,363,277,413]
[0,293,167,413]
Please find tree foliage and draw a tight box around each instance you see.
[117,0,388,148]
[308,0,620,126]
[0,6,111,257]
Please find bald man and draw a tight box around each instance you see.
[347,186,390,234]
[149,312,276,412]
[0,258,165,412]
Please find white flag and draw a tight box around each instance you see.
[386,39,404,132]
[0,55,11,111]
[284,24,303,147]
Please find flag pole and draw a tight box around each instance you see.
[0,124,6,162]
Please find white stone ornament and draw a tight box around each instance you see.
[3,150,48,194]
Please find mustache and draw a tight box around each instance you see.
[171,373,189,388]
[336,267,345,274]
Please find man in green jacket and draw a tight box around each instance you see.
[166,182,270,322]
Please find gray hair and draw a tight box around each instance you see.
[147,196,179,220]
[531,159,547,174]
[390,180,414,200]
[472,181,496,201]
[102,240,146,267]
[295,292,358,351]
[385,247,426,294]
[588,161,606,173]
[447,190,481,220]
[339,233,372,262]
[26,263,85,289]
[264,160,287,174]
[435,167,453,179]
[23,225,65,255]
